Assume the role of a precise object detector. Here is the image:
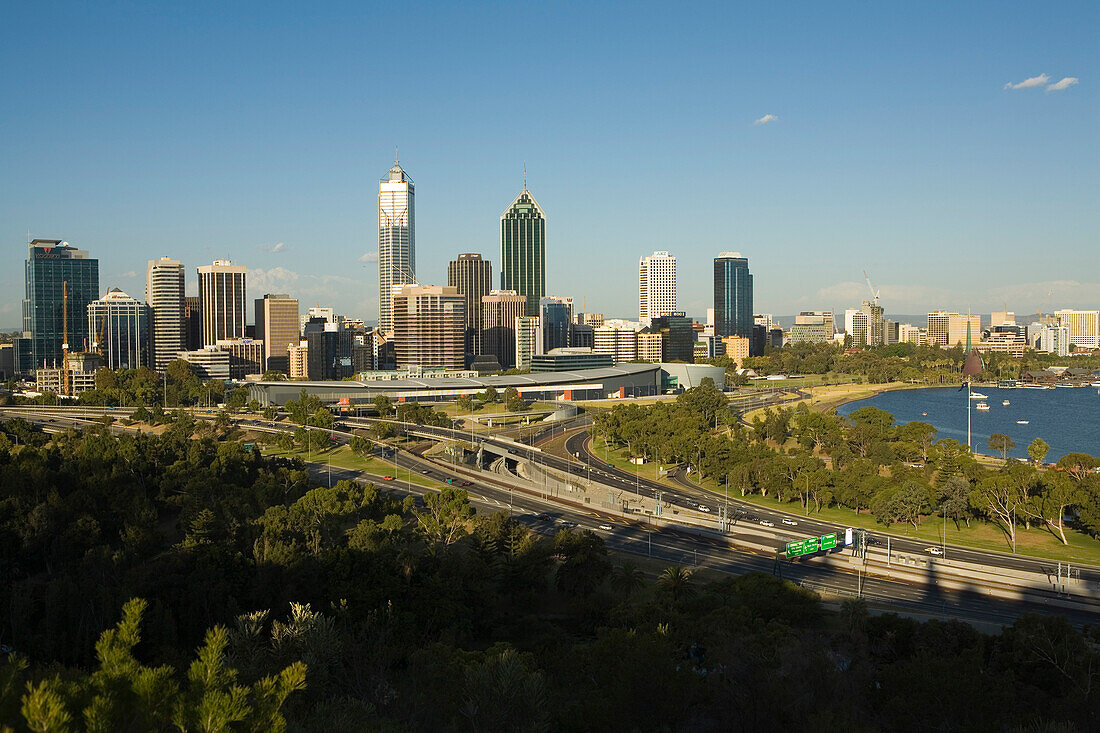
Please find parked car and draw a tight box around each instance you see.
[698,505,710,513]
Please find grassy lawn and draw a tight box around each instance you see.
[588,441,1100,566]
[259,444,446,491]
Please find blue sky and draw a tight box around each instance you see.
[2,1,1096,328]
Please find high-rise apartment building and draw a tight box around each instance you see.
[500,187,546,317]
[378,159,415,333]
[714,253,752,338]
[481,290,526,370]
[197,261,246,347]
[637,331,665,362]
[86,289,153,370]
[860,299,885,346]
[23,239,99,368]
[288,341,308,379]
[145,256,185,371]
[392,285,465,370]
[1054,309,1099,349]
[514,316,540,370]
[899,323,926,346]
[594,327,638,363]
[639,251,677,326]
[447,253,492,358]
[722,336,751,368]
[254,294,299,373]
[927,311,981,348]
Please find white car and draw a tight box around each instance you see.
[759,520,775,527]
[925,546,943,556]
[598,524,613,531]
[698,505,710,513]
[781,518,798,526]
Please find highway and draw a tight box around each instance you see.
[3,404,1098,627]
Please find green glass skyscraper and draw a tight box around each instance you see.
[500,186,545,317]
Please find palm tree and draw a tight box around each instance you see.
[839,597,869,635]
[610,561,645,598]
[656,565,695,602]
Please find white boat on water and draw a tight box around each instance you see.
[1002,400,1010,406]
[969,392,989,399]
[975,402,990,411]
[1016,420,1029,424]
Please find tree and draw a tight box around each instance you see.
[373,395,393,418]
[554,529,611,597]
[455,394,475,413]
[656,565,694,603]
[1028,437,1050,466]
[898,421,937,464]
[461,649,550,733]
[971,468,1032,549]
[609,561,645,598]
[937,476,972,529]
[988,433,1017,463]
[1035,473,1081,545]
[17,598,306,732]
[349,435,372,458]
[502,386,527,412]
[478,386,499,404]
[414,487,475,546]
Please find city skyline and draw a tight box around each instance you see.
[1,2,1095,326]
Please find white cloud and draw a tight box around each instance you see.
[1004,73,1050,90]
[1046,76,1079,91]
[358,251,379,263]
[249,266,300,292]
[258,241,286,253]
[117,270,137,278]
[753,114,779,125]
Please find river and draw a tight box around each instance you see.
[836,385,1100,462]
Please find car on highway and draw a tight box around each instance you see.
[537,514,552,521]
[598,524,613,531]
[866,536,882,545]
[382,476,395,481]
[781,518,798,526]
[745,514,759,521]
[759,520,775,527]
[697,505,710,512]
[420,469,430,474]
[925,546,943,556]
[460,480,472,486]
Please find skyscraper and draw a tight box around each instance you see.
[480,290,526,370]
[146,256,185,371]
[500,185,546,317]
[255,293,300,373]
[392,285,465,370]
[539,296,574,353]
[639,251,677,325]
[378,157,415,333]
[714,253,753,339]
[23,239,99,368]
[87,288,153,370]
[197,261,246,347]
[447,253,492,359]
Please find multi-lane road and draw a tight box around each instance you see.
[3,404,1098,627]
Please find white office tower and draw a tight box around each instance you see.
[197,260,247,347]
[1054,309,1099,350]
[378,157,415,334]
[146,256,184,371]
[639,251,677,326]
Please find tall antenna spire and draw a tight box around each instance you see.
[395,146,399,166]
[523,163,527,190]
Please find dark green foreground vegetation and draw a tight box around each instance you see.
[1,418,1098,732]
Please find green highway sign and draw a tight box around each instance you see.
[785,531,841,558]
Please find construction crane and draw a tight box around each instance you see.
[1036,289,1053,317]
[863,270,880,307]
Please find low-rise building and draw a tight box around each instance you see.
[177,347,231,380]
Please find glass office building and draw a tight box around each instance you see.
[87,289,153,370]
[500,188,545,317]
[22,239,100,368]
[714,252,753,338]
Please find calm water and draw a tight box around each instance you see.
[837,385,1100,461]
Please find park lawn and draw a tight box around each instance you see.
[589,441,1100,566]
[259,444,446,491]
